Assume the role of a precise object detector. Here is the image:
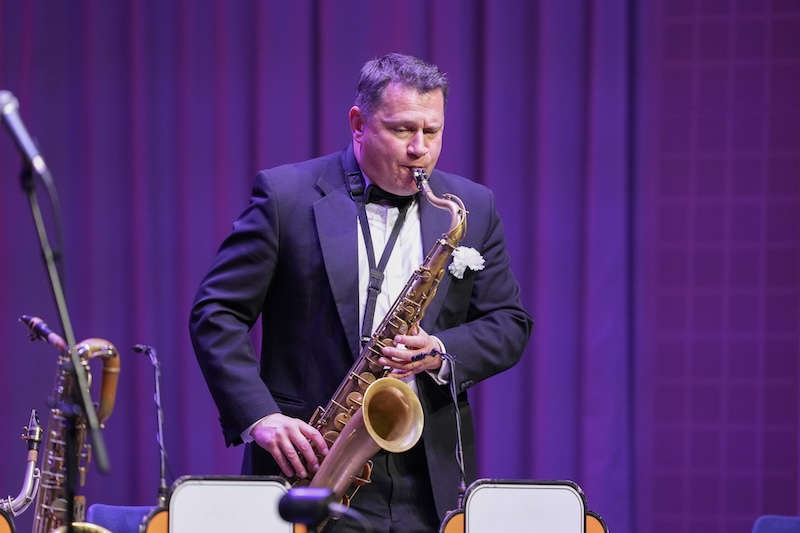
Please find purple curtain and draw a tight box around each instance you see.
[1,2,798,532]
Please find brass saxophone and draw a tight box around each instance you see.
[307,168,467,503]
[20,316,120,533]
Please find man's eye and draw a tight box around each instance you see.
[394,127,409,133]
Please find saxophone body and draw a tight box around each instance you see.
[307,168,467,502]
[21,317,120,533]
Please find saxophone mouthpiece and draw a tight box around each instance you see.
[23,409,43,449]
[19,315,68,353]
[413,168,428,191]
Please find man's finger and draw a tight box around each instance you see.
[379,356,415,370]
[388,354,442,378]
[263,439,295,478]
[392,334,428,349]
[299,424,329,456]
[381,345,415,361]
[278,437,308,479]
[290,427,320,473]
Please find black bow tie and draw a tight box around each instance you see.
[364,184,416,208]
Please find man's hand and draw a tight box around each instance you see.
[251,413,329,479]
[379,325,442,379]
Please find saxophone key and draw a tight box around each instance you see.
[322,431,339,447]
[400,302,418,315]
[372,337,388,348]
[355,372,375,392]
[380,337,396,348]
[387,318,407,333]
[334,413,350,430]
[310,406,325,427]
[345,391,363,408]
[351,461,373,487]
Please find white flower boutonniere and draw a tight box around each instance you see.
[448,246,485,279]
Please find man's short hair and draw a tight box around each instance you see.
[355,53,448,117]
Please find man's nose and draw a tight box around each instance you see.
[407,131,428,158]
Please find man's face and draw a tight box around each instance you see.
[350,82,444,196]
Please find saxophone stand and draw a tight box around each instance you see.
[18,152,110,532]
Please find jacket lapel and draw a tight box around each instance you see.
[313,147,362,359]
[419,170,456,333]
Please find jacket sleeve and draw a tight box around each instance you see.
[189,171,281,446]
[432,189,533,394]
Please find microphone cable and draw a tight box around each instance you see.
[416,348,468,506]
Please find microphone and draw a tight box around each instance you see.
[19,315,67,353]
[278,487,336,526]
[278,488,372,531]
[133,343,159,367]
[0,91,49,176]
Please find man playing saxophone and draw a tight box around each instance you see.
[190,53,532,532]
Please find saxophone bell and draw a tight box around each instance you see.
[361,377,424,452]
[310,377,423,499]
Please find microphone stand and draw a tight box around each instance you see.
[134,345,169,507]
[20,162,110,533]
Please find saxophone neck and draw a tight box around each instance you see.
[75,338,121,424]
[414,168,467,246]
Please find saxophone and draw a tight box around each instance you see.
[1,410,43,519]
[20,316,120,533]
[307,168,467,503]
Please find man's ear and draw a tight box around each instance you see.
[349,106,365,141]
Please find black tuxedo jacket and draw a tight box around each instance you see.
[189,145,532,518]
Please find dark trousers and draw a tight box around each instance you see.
[324,441,440,533]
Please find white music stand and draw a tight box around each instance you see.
[464,480,586,532]
[168,476,293,533]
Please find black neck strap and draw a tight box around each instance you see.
[357,200,409,346]
[341,146,411,345]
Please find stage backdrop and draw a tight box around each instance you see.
[1,1,798,532]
